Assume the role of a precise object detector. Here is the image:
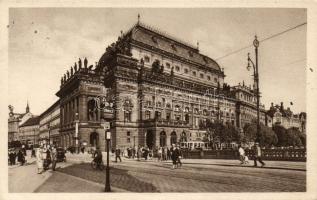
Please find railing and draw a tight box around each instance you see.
[181,148,306,162]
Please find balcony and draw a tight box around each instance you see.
[143,118,191,128]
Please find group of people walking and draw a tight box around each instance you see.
[238,142,265,167]
[8,148,26,166]
[36,144,57,174]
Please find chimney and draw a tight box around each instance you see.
[280,102,284,110]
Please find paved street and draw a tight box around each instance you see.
[8,153,306,193]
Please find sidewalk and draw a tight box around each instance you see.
[9,158,52,192]
[8,155,127,193]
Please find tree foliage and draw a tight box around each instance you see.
[243,120,277,147]
[205,119,241,147]
[273,125,288,147]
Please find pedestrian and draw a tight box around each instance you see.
[167,147,171,160]
[158,147,162,162]
[238,145,246,164]
[253,142,265,167]
[115,148,122,162]
[17,150,25,166]
[36,147,44,174]
[12,150,17,165]
[51,145,57,171]
[176,145,182,168]
[31,148,36,158]
[127,147,132,158]
[137,145,142,161]
[93,146,103,168]
[170,144,179,169]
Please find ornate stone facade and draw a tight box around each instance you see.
[55,22,279,151]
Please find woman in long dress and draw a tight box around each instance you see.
[36,147,43,174]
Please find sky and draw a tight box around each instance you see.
[8,8,306,115]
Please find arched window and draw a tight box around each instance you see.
[184,107,190,113]
[174,105,180,112]
[170,131,177,145]
[124,111,131,122]
[160,131,166,147]
[194,108,199,114]
[203,109,208,116]
[87,99,98,121]
[180,131,187,142]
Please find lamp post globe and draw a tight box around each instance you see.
[253,35,259,48]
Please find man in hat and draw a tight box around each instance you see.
[253,142,265,167]
[93,146,103,168]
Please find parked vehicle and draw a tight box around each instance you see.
[56,147,66,162]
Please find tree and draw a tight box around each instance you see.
[244,120,277,147]
[204,119,240,148]
[272,125,288,147]
[286,127,303,147]
[299,133,306,147]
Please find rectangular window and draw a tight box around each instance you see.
[127,131,131,136]
[166,112,171,121]
[155,111,161,120]
[124,111,131,123]
[127,138,131,143]
[145,111,151,120]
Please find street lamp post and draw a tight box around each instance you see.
[75,112,79,154]
[247,35,260,143]
[105,130,111,192]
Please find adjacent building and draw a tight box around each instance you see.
[19,116,40,146]
[8,103,33,142]
[266,102,306,132]
[39,100,61,145]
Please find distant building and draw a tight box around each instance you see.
[231,82,266,130]
[38,100,60,145]
[19,116,40,146]
[8,102,33,142]
[266,102,306,132]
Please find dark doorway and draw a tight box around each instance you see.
[90,132,99,147]
[146,130,155,149]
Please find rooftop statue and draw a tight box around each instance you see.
[71,66,74,75]
[84,57,88,68]
[78,58,82,69]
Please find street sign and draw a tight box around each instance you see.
[106,131,111,140]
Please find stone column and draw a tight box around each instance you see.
[79,95,87,121]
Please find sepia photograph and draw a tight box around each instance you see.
[1,2,317,199]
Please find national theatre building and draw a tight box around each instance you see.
[56,21,266,151]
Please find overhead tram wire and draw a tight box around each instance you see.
[215,22,307,61]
